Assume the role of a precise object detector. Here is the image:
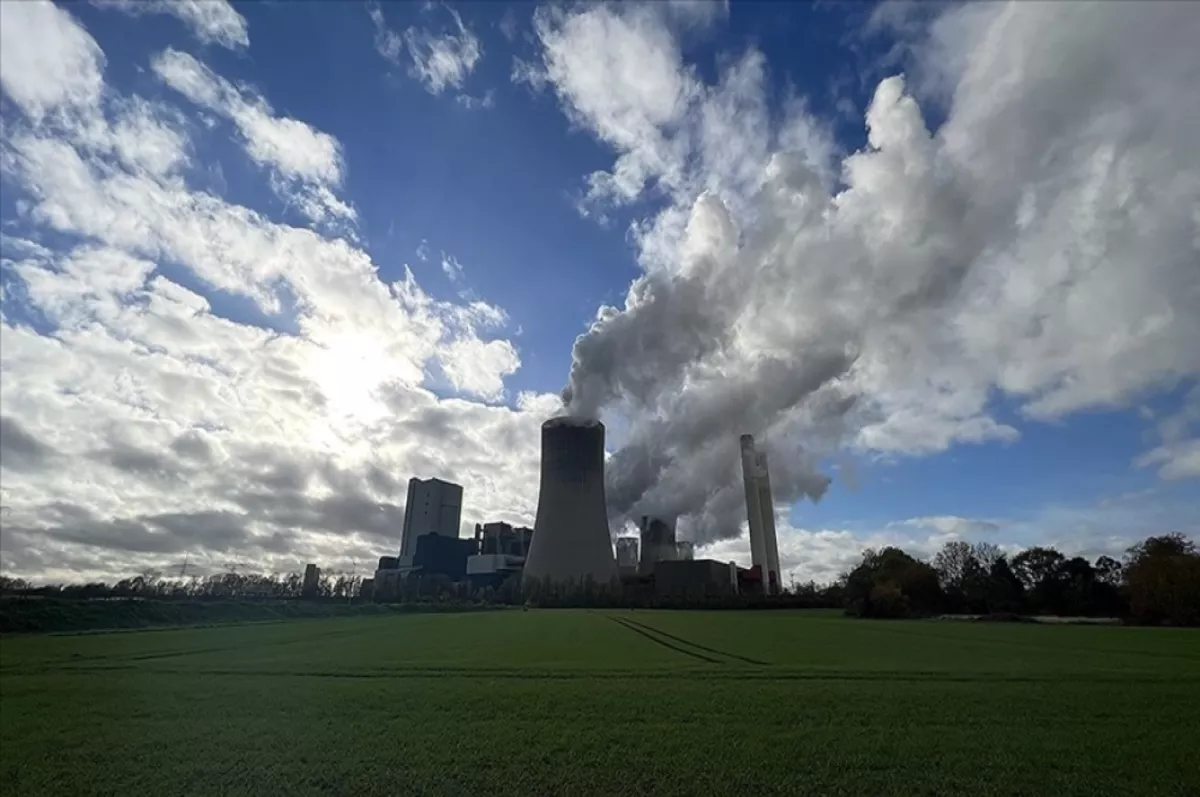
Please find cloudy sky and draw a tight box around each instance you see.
[1,0,1196,585]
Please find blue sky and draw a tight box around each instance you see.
[0,1,1196,583]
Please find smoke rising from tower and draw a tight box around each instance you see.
[549,4,1199,547]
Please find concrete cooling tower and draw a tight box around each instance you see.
[523,417,618,586]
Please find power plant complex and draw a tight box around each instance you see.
[357,421,785,600]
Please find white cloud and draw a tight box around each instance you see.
[368,2,405,62]
[499,8,519,42]
[0,0,105,122]
[92,0,249,50]
[456,90,496,110]
[1137,440,1200,481]
[0,0,190,183]
[370,4,483,95]
[530,1,1200,541]
[1136,385,1200,479]
[441,253,465,283]
[438,338,521,401]
[521,4,698,209]
[151,48,353,225]
[0,2,540,583]
[896,516,1001,537]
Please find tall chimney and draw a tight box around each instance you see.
[755,449,782,594]
[740,434,771,594]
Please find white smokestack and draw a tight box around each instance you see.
[755,450,782,594]
[739,434,773,594]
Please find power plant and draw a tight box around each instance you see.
[741,434,782,594]
[361,426,791,601]
[523,417,619,586]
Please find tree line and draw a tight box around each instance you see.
[1,532,1196,626]
[0,570,366,602]
[840,533,1199,625]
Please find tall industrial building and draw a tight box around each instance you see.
[740,434,782,594]
[638,515,677,575]
[523,417,618,586]
[399,477,463,562]
[302,563,320,597]
[675,540,695,561]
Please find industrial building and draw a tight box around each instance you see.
[523,417,619,587]
[465,522,534,590]
[740,435,782,594]
[638,515,677,575]
[301,563,320,597]
[372,477,466,596]
[654,559,738,599]
[360,431,785,602]
[375,508,539,595]
[400,477,463,564]
[615,537,639,576]
[413,532,475,582]
[474,522,534,557]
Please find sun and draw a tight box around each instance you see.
[309,334,397,425]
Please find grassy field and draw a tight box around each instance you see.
[1,610,1198,796]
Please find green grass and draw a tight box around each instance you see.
[2,611,1198,796]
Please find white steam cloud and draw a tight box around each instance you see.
[537,2,1200,542]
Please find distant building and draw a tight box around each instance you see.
[675,540,695,561]
[358,578,375,599]
[400,477,463,563]
[413,532,475,582]
[302,563,320,598]
[466,554,524,590]
[639,516,677,575]
[655,559,738,599]
[474,522,534,557]
[377,556,399,571]
[465,522,533,589]
[615,537,639,569]
[373,568,405,602]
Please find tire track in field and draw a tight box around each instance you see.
[607,616,723,664]
[618,616,771,666]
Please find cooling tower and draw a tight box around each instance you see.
[523,417,618,586]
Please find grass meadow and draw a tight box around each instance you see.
[1,610,1198,796]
